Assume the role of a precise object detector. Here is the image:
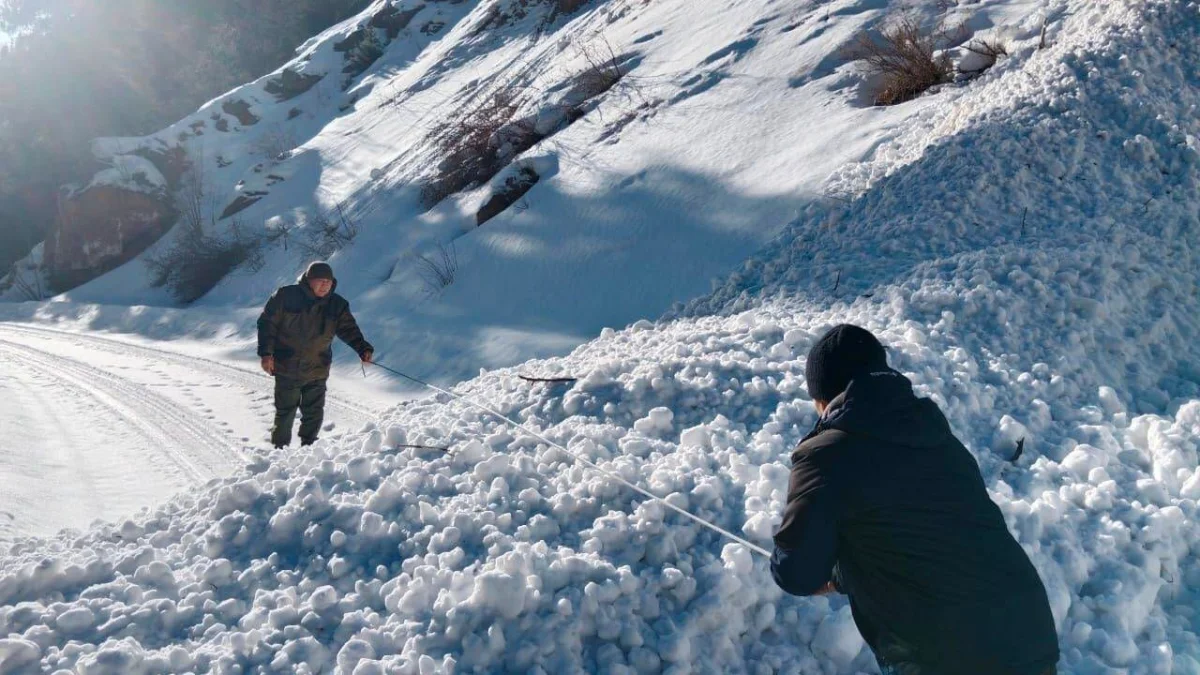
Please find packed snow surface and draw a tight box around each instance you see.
[0,323,394,542]
[3,0,1200,673]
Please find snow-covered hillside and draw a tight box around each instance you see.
[3,0,1200,673]
[3,0,1028,384]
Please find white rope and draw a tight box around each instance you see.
[370,361,772,558]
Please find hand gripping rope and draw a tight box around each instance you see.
[368,360,773,558]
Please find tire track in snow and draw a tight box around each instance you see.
[0,337,235,484]
[0,347,107,537]
[0,323,377,428]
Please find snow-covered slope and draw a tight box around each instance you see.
[3,0,1027,384]
[4,0,1200,673]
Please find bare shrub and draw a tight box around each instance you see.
[414,241,459,294]
[564,35,645,128]
[3,262,47,301]
[144,161,268,302]
[253,124,299,161]
[574,35,626,100]
[229,219,267,275]
[420,92,543,208]
[848,13,962,106]
[420,36,635,209]
[299,201,360,259]
[418,33,636,210]
[959,38,1008,75]
[176,157,230,231]
[178,165,207,232]
[266,217,299,251]
[144,218,265,303]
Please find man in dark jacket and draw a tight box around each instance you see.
[772,325,1059,675]
[257,261,374,448]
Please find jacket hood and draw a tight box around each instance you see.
[812,369,954,450]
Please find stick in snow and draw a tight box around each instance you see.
[385,444,452,453]
[1010,437,1025,463]
[518,375,579,383]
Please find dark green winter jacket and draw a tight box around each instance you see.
[256,269,373,382]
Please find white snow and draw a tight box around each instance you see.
[0,322,393,542]
[4,0,941,383]
[84,155,168,195]
[2,0,1200,673]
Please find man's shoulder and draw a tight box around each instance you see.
[792,428,854,465]
[268,285,311,308]
[328,292,350,310]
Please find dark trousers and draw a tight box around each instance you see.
[272,377,327,447]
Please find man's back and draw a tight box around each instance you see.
[774,369,1059,674]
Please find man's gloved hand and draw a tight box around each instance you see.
[361,349,374,364]
[261,356,275,375]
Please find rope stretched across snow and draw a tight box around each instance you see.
[369,361,773,559]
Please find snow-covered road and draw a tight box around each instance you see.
[0,323,383,542]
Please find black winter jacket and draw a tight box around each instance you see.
[256,271,373,382]
[771,369,1059,675]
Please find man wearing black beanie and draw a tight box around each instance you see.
[772,324,1059,675]
[257,261,374,448]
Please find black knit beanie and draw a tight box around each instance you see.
[305,261,335,281]
[805,324,889,401]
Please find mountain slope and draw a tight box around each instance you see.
[6,0,997,385]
